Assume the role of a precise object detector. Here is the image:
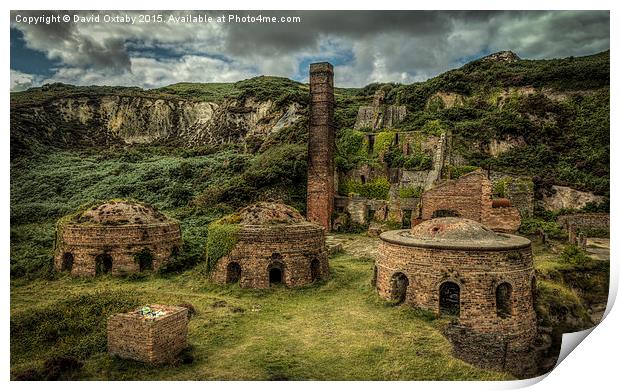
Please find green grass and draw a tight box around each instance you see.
[10,253,508,380]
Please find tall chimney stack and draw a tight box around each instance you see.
[306,62,335,231]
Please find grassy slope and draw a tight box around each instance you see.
[10,253,507,381]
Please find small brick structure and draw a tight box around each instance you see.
[54,200,182,276]
[211,202,329,289]
[420,169,521,233]
[376,217,537,376]
[107,304,189,364]
[307,62,335,231]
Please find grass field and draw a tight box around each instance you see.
[10,252,509,381]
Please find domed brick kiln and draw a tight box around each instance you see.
[209,202,329,288]
[54,200,182,276]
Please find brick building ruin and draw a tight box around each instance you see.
[420,169,522,233]
[107,304,189,364]
[354,89,407,130]
[557,213,610,248]
[54,200,182,276]
[307,62,335,231]
[376,217,538,375]
[210,202,329,288]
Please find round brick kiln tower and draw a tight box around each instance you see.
[210,202,329,288]
[376,217,538,374]
[54,200,182,276]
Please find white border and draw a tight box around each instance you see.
[2,1,617,390]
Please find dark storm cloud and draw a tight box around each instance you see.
[11,10,131,73]
[9,10,610,88]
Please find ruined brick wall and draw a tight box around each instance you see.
[376,238,536,339]
[334,195,419,228]
[557,213,610,232]
[54,222,182,276]
[211,223,329,288]
[307,62,335,231]
[421,170,521,232]
[557,213,610,245]
[490,172,535,218]
[484,206,522,233]
[107,305,188,364]
[421,170,489,221]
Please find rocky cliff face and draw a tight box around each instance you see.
[10,94,303,154]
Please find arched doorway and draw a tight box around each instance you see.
[310,259,321,281]
[226,262,241,284]
[268,253,284,286]
[95,254,113,275]
[390,272,409,304]
[135,248,154,272]
[61,253,74,272]
[268,264,283,285]
[495,282,513,318]
[439,281,460,316]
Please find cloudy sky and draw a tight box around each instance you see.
[10,10,610,91]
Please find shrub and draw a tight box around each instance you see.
[338,177,391,200]
[442,165,479,179]
[519,218,567,240]
[398,185,423,198]
[560,245,591,264]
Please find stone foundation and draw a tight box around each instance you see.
[107,305,189,364]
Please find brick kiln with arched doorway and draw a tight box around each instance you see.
[375,217,538,376]
[54,200,182,276]
[210,202,329,288]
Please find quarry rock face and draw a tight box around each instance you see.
[11,94,300,150]
[479,50,521,63]
[354,89,407,130]
[542,185,605,211]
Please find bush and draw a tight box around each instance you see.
[338,177,391,200]
[442,165,479,179]
[205,217,241,272]
[398,185,423,198]
[519,218,567,240]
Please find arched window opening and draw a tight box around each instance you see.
[439,281,460,316]
[390,272,409,305]
[226,262,241,284]
[61,253,74,272]
[95,254,113,275]
[310,259,321,281]
[496,282,513,318]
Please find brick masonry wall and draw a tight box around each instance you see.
[421,170,521,232]
[211,223,329,288]
[421,171,489,221]
[376,239,537,339]
[107,305,188,364]
[307,62,335,231]
[54,222,182,276]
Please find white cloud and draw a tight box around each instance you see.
[10,69,44,91]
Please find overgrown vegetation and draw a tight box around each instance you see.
[205,216,241,272]
[338,177,391,199]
